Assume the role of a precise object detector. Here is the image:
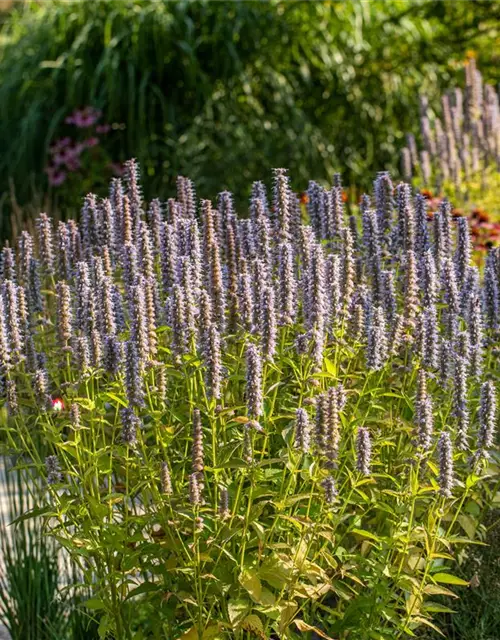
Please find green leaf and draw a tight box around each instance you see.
[423,602,456,614]
[56,441,79,458]
[239,569,262,603]
[228,599,249,627]
[259,557,292,590]
[351,528,381,542]
[324,357,336,376]
[202,625,223,639]
[104,392,127,408]
[125,581,161,600]
[11,505,52,526]
[98,614,111,639]
[457,514,476,539]
[241,614,265,637]
[72,397,96,411]
[432,573,469,586]
[85,598,107,611]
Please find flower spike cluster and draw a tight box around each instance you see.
[0,161,498,581]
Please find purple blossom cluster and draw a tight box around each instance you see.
[403,59,500,189]
[0,160,498,505]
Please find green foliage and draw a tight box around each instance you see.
[419,510,500,640]
[1,162,499,638]
[0,0,499,238]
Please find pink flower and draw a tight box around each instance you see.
[52,141,86,166]
[65,156,81,172]
[65,106,102,128]
[53,146,75,166]
[45,166,67,186]
[74,142,86,155]
[84,136,100,148]
[96,124,111,134]
[50,137,72,153]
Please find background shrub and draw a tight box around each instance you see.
[0,0,499,238]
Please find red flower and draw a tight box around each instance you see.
[52,398,64,412]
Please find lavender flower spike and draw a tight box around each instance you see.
[321,476,338,505]
[356,427,372,476]
[294,408,311,454]
[124,340,145,407]
[218,487,230,519]
[204,323,223,400]
[192,408,204,479]
[45,455,62,485]
[120,407,140,447]
[476,381,497,457]
[246,343,263,418]
[366,306,388,371]
[189,472,201,506]
[437,431,454,498]
[161,461,173,496]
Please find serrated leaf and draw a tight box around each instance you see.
[179,624,220,640]
[72,397,96,411]
[202,625,223,639]
[259,557,292,590]
[228,599,249,627]
[278,601,298,630]
[241,614,265,638]
[324,357,337,376]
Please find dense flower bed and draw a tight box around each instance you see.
[0,161,498,639]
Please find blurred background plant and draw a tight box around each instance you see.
[0,0,499,239]
[44,106,125,195]
[400,55,500,258]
